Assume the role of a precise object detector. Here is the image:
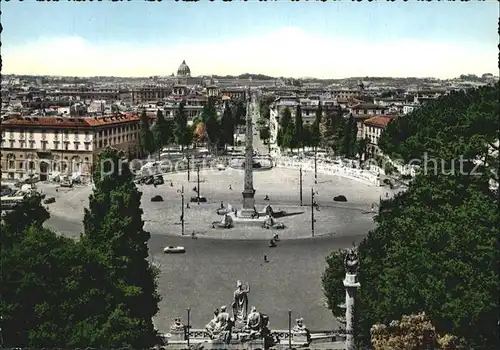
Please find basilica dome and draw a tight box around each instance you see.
[177,60,191,77]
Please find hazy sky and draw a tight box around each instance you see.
[2,1,498,78]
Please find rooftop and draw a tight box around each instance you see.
[363,115,395,128]
[1,113,139,129]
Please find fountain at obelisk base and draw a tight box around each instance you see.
[162,279,343,349]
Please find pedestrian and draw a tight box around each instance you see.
[229,184,232,190]
[220,201,224,209]
[386,192,389,198]
[264,254,268,262]
[186,203,190,209]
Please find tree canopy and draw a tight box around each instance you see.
[139,109,155,156]
[173,101,191,151]
[152,109,173,151]
[323,85,500,350]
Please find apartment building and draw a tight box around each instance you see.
[0,113,141,182]
[363,115,395,158]
[348,103,389,139]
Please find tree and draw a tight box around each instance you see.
[259,94,275,120]
[1,195,110,348]
[194,121,207,144]
[152,109,172,153]
[201,97,221,150]
[220,102,235,147]
[292,104,304,150]
[371,313,466,350]
[277,107,294,151]
[139,109,155,156]
[324,175,499,349]
[173,101,191,151]
[337,114,358,158]
[379,84,499,183]
[232,100,247,126]
[259,126,271,143]
[82,148,160,348]
[357,137,369,162]
[323,85,499,350]
[320,105,343,152]
[310,104,322,149]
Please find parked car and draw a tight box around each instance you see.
[163,246,186,254]
[216,164,226,171]
[43,197,56,204]
[60,181,73,188]
[153,175,164,185]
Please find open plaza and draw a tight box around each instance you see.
[39,166,395,333]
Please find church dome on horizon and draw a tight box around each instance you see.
[177,60,191,77]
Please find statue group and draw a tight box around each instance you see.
[204,280,272,344]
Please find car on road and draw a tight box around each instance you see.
[216,163,226,171]
[163,246,186,254]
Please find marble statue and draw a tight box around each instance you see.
[246,306,261,333]
[292,317,311,343]
[170,317,185,332]
[205,308,220,338]
[344,247,360,274]
[215,305,230,333]
[232,280,250,322]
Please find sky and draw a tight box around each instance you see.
[2,0,498,79]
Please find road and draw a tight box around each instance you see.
[251,95,270,156]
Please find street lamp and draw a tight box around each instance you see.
[311,188,318,237]
[187,156,191,181]
[288,309,292,349]
[196,164,201,205]
[314,148,318,184]
[186,307,191,347]
[299,167,303,206]
[177,186,185,235]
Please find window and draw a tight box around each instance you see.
[42,142,47,151]
[65,143,69,150]
[10,141,14,148]
[85,143,90,151]
[74,142,79,150]
[19,161,24,169]
[54,142,59,150]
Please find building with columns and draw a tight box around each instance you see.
[0,113,141,182]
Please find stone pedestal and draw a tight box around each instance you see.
[167,329,185,342]
[242,189,256,210]
[292,331,309,345]
[343,273,360,350]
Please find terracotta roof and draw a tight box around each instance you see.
[363,115,394,128]
[1,113,139,129]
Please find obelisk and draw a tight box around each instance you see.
[343,248,361,350]
[241,93,256,214]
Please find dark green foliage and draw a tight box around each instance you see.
[277,107,294,150]
[292,105,304,149]
[323,85,500,349]
[82,148,160,348]
[2,192,49,245]
[322,250,348,320]
[202,97,221,148]
[220,102,235,147]
[259,95,275,120]
[152,109,173,150]
[336,114,358,158]
[310,104,322,148]
[379,84,499,182]
[259,126,271,143]
[357,138,368,161]
[232,100,247,126]
[139,109,155,155]
[173,101,191,150]
[320,105,343,151]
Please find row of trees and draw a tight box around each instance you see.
[276,104,360,158]
[139,98,248,156]
[322,84,499,349]
[1,148,161,348]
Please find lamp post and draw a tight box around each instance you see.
[186,307,191,347]
[314,147,318,184]
[288,309,292,349]
[311,188,318,237]
[299,167,303,206]
[196,164,200,205]
[187,156,191,181]
[177,186,185,235]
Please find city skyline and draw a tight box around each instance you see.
[3,1,498,78]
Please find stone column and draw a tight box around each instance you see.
[343,249,360,350]
[242,93,255,210]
